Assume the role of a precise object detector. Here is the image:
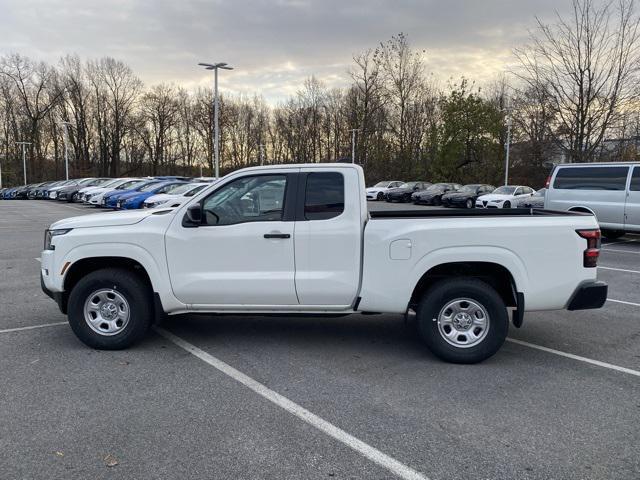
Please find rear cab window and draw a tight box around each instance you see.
[304,172,345,220]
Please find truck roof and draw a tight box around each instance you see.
[233,163,363,174]
[554,161,640,167]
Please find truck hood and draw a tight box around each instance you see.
[49,209,168,230]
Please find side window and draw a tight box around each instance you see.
[304,172,344,221]
[631,167,640,191]
[514,187,523,196]
[553,166,629,190]
[202,175,286,226]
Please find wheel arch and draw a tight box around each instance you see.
[568,206,596,216]
[409,261,520,310]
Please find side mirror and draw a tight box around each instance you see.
[183,204,203,227]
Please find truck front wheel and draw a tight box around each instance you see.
[67,268,153,349]
[416,278,508,363]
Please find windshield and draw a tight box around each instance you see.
[399,182,418,189]
[167,183,206,195]
[139,182,162,192]
[165,183,193,195]
[426,183,448,191]
[184,184,208,197]
[373,181,390,188]
[100,179,124,188]
[492,186,517,195]
[90,178,111,186]
[119,180,145,190]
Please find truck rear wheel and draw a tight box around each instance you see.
[67,268,153,349]
[416,278,508,363]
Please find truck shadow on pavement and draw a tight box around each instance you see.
[160,313,436,361]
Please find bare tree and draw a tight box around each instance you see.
[86,57,142,176]
[0,54,64,179]
[137,83,179,174]
[514,0,640,162]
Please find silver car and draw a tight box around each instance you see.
[545,162,640,238]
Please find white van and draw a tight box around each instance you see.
[545,162,640,238]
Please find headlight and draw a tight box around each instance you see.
[44,228,72,250]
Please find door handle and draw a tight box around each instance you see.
[264,232,290,239]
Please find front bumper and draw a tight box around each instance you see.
[40,273,66,314]
[567,281,608,310]
[40,251,67,314]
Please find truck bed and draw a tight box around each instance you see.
[369,208,587,219]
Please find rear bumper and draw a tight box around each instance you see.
[567,281,608,310]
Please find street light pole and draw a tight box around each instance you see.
[0,153,4,189]
[349,129,360,164]
[198,62,234,178]
[504,116,512,186]
[16,142,32,185]
[60,121,72,180]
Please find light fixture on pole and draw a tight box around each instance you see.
[60,121,72,180]
[15,141,32,185]
[348,128,361,164]
[198,62,234,179]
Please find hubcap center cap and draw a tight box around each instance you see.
[453,312,473,330]
[100,302,118,320]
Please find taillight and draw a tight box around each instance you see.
[576,229,601,267]
[544,175,551,188]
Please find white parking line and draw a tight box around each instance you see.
[506,338,640,378]
[34,258,41,263]
[0,322,67,334]
[600,248,639,254]
[607,298,640,307]
[599,266,640,274]
[602,238,638,247]
[155,327,429,480]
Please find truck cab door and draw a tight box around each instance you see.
[625,167,640,231]
[165,171,299,307]
[294,168,363,307]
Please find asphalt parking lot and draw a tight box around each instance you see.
[1,200,639,480]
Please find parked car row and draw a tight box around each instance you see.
[0,175,216,211]
[366,179,543,208]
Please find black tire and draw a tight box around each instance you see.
[416,278,509,364]
[466,198,474,209]
[602,229,625,240]
[403,193,412,203]
[67,268,153,349]
[432,196,442,206]
[377,192,384,201]
[503,201,511,209]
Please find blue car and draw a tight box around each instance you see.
[3,187,19,199]
[117,181,188,209]
[102,180,161,208]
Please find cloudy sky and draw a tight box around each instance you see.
[0,0,573,102]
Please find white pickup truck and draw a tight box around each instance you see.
[41,164,607,363]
